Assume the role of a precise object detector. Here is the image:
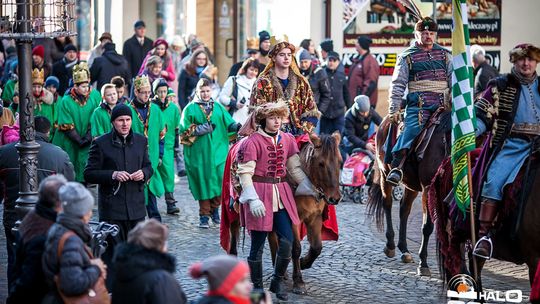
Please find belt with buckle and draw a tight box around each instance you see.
[252,175,284,184]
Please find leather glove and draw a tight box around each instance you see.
[64,128,85,146]
[295,177,318,198]
[228,122,242,132]
[249,199,266,217]
[192,122,214,136]
[80,130,92,147]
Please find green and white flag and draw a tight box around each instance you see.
[451,0,477,215]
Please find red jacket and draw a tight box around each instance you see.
[348,52,380,106]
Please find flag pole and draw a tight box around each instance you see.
[466,153,479,285]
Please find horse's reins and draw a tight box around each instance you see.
[302,143,338,205]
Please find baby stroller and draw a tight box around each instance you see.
[340,147,375,204]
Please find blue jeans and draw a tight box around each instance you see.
[248,209,293,261]
[145,191,162,222]
[320,116,345,135]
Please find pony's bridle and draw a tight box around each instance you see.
[304,143,342,206]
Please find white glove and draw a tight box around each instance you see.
[249,199,266,217]
[239,185,258,204]
[295,177,318,198]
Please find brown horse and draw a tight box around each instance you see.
[367,110,450,277]
[220,132,343,294]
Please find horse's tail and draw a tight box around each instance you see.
[366,165,386,232]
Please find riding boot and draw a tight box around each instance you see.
[269,239,292,301]
[247,259,264,289]
[165,192,180,215]
[473,198,499,259]
[386,149,407,186]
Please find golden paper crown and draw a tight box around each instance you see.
[72,62,90,84]
[246,37,259,50]
[134,75,151,91]
[269,35,289,48]
[268,35,295,58]
[32,68,44,85]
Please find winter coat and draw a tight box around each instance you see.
[343,108,382,149]
[7,204,57,304]
[324,66,351,119]
[0,132,75,230]
[218,74,256,124]
[52,58,79,96]
[302,65,332,113]
[348,52,380,106]
[122,35,154,80]
[90,44,131,91]
[84,129,153,221]
[177,69,201,109]
[42,214,102,303]
[112,243,187,304]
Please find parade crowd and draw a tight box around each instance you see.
[0,12,539,304]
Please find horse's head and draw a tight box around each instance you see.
[306,132,343,205]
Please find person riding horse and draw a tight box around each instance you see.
[386,17,452,185]
[473,43,540,259]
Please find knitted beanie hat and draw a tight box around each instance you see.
[189,255,249,296]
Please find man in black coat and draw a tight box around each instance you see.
[0,116,75,288]
[471,45,499,99]
[51,44,79,96]
[122,20,154,81]
[84,104,153,240]
[322,51,351,134]
[343,95,382,155]
[90,42,131,91]
[298,49,332,124]
[7,174,68,304]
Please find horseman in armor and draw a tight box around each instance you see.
[473,43,540,259]
[386,17,452,185]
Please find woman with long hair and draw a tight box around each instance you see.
[138,38,176,86]
[177,49,209,109]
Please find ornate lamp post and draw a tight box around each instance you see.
[0,0,76,218]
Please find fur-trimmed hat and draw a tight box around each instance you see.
[415,17,438,32]
[255,100,290,123]
[189,255,249,296]
[509,43,540,63]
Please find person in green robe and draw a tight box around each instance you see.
[31,68,56,138]
[152,79,181,215]
[90,83,118,138]
[2,60,18,106]
[8,82,19,114]
[45,76,62,137]
[180,78,241,228]
[129,75,166,222]
[52,62,101,182]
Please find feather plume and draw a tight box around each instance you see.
[397,0,424,22]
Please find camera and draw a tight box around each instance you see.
[250,288,265,304]
[239,97,247,104]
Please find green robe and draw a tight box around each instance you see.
[34,100,55,141]
[52,89,101,182]
[155,100,181,194]
[90,104,112,138]
[129,101,166,197]
[179,101,236,200]
[1,79,16,104]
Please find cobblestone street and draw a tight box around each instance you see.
[0,178,531,303]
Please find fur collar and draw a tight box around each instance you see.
[267,68,298,102]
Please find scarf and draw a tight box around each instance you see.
[57,213,92,243]
[511,66,538,85]
[69,87,90,105]
[35,203,58,223]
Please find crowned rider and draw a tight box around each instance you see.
[385,17,452,185]
[473,43,540,259]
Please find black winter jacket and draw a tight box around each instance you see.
[84,129,153,221]
[7,204,57,304]
[52,58,79,96]
[177,69,200,109]
[42,214,101,302]
[90,44,131,91]
[324,67,352,119]
[343,108,382,149]
[112,243,187,304]
[301,65,332,114]
[122,35,154,80]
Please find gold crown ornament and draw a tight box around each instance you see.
[246,37,259,50]
[134,75,151,91]
[32,68,44,85]
[72,62,90,84]
[268,35,295,57]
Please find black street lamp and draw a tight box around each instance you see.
[0,0,76,219]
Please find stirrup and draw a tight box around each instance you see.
[472,236,493,260]
[386,168,403,186]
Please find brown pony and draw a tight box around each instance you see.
[367,111,450,277]
[220,132,343,294]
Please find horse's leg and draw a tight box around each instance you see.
[397,189,417,263]
[383,184,396,258]
[418,191,434,276]
[292,224,307,294]
[229,220,240,256]
[300,215,323,270]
